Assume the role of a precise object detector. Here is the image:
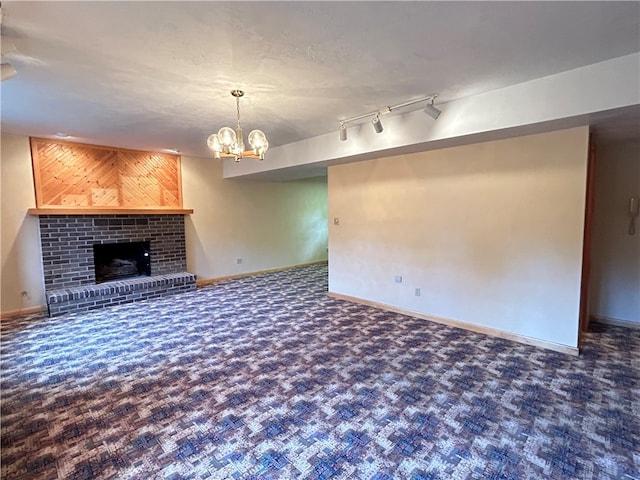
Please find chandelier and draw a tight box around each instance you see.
[207,90,269,161]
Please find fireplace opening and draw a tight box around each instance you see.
[93,241,151,283]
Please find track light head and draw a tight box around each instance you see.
[339,123,347,141]
[424,100,441,120]
[372,114,383,133]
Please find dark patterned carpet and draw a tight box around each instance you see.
[1,264,638,480]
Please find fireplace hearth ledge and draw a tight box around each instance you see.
[46,272,196,317]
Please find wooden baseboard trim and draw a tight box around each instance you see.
[327,292,579,356]
[196,260,329,287]
[1,305,47,320]
[590,315,640,330]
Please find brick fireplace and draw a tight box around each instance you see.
[38,214,195,316]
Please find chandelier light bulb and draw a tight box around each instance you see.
[248,129,268,156]
[218,127,236,150]
[232,141,244,156]
[258,139,269,160]
[207,133,223,159]
[248,129,266,146]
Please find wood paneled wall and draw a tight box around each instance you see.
[30,138,183,209]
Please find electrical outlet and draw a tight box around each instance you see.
[236,258,243,264]
[394,275,402,283]
[415,288,421,296]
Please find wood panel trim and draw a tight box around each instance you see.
[29,137,186,210]
[579,136,597,335]
[28,208,193,216]
[327,292,580,356]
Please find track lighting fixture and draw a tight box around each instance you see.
[424,98,441,119]
[371,114,383,134]
[339,123,347,141]
[338,93,439,141]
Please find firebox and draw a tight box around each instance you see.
[93,241,151,283]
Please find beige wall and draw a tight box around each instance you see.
[161,155,327,281]
[590,140,640,323]
[328,127,589,348]
[0,135,328,315]
[1,134,46,314]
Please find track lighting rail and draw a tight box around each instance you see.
[339,94,438,126]
[338,94,440,141]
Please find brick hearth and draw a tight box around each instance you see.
[38,214,195,316]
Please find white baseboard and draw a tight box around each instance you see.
[590,315,640,330]
[328,292,579,356]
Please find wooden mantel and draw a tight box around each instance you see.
[28,208,193,216]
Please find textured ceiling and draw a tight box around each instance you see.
[1,1,639,159]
